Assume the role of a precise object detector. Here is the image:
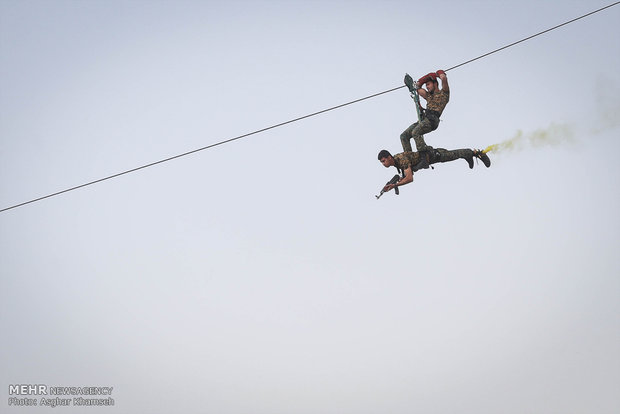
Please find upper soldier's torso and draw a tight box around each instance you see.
[425,89,450,115]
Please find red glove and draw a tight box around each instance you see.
[416,75,429,88]
[436,69,446,77]
[417,72,437,88]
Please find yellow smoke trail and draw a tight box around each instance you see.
[483,123,576,154]
[482,76,619,155]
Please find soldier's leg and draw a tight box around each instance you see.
[433,148,475,169]
[411,118,434,152]
[400,122,417,152]
[408,118,437,169]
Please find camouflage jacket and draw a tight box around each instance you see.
[426,89,450,115]
[393,152,421,174]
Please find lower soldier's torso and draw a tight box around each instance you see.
[393,152,421,173]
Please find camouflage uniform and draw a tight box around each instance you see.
[393,147,473,173]
[400,89,450,152]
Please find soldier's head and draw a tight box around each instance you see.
[425,78,438,92]
[378,150,394,168]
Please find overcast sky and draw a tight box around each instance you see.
[1,1,619,413]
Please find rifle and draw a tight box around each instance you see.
[375,175,401,199]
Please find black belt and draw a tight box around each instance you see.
[425,109,441,119]
[424,110,440,130]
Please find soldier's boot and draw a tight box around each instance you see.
[465,152,474,169]
[473,149,491,167]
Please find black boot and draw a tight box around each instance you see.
[465,154,474,169]
[473,149,491,167]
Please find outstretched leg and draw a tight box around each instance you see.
[433,148,476,169]
[428,148,492,170]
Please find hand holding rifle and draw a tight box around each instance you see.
[376,175,401,199]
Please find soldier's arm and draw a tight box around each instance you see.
[418,87,428,100]
[417,73,436,101]
[437,70,449,92]
[385,167,413,191]
[399,167,413,186]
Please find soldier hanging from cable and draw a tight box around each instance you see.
[402,70,459,169]
[376,146,490,195]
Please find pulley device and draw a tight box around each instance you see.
[404,73,424,123]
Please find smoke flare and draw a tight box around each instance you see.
[483,123,576,154]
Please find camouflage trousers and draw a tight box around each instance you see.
[400,117,439,152]
[431,148,474,166]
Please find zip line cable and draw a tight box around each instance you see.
[2,1,618,213]
[444,1,619,72]
[1,85,404,213]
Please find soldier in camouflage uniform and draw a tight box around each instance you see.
[401,70,450,169]
[377,147,490,193]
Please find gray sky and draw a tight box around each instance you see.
[1,0,619,413]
